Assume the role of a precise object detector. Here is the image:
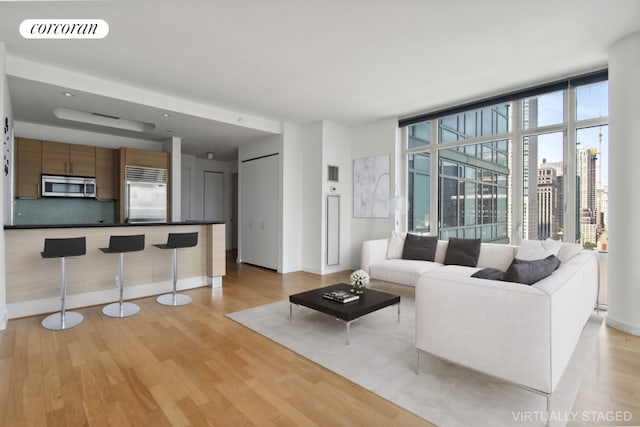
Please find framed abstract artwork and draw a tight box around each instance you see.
[353,154,390,218]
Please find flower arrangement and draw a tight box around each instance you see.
[350,269,369,293]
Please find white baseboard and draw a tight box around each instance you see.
[7,276,223,320]
[605,313,640,336]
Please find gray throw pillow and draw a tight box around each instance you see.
[503,255,561,285]
[401,234,438,261]
[471,268,505,281]
[443,238,481,267]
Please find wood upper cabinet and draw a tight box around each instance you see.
[120,147,169,169]
[15,137,42,198]
[42,141,96,177]
[95,147,116,200]
[69,145,96,176]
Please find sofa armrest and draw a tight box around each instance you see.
[415,273,553,393]
[360,238,389,274]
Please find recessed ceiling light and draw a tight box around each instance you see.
[162,113,171,117]
[62,91,74,97]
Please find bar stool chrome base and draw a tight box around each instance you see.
[102,301,141,318]
[41,311,83,330]
[157,293,192,306]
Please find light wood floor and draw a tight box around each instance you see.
[0,253,638,427]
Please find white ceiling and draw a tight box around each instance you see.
[1,0,639,159]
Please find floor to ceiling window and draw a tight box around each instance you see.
[403,77,608,246]
[402,73,609,305]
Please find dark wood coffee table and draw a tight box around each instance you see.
[289,283,401,345]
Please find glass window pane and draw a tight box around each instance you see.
[522,131,564,240]
[441,177,459,228]
[438,103,510,143]
[408,153,431,232]
[464,181,476,225]
[408,122,431,148]
[576,81,608,121]
[523,91,563,130]
[576,125,608,249]
[438,141,511,243]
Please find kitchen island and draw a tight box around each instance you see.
[4,221,225,319]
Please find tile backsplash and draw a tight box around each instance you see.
[14,198,116,225]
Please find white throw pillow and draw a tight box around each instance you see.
[516,240,546,260]
[386,231,407,259]
[541,238,562,257]
[557,242,583,263]
[516,239,562,261]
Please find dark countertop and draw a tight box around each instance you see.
[4,221,225,230]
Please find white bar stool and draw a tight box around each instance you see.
[154,232,198,306]
[41,237,86,330]
[100,234,145,318]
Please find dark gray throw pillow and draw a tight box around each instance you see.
[443,238,481,267]
[471,268,505,281]
[401,234,438,261]
[503,255,561,285]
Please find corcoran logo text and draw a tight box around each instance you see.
[19,19,109,39]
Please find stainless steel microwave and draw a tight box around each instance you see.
[41,175,96,198]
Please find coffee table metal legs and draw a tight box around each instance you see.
[289,302,401,345]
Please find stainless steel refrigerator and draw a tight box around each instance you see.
[125,166,168,223]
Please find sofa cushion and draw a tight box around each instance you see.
[516,239,562,260]
[472,267,506,281]
[503,255,561,285]
[402,234,438,261]
[369,259,442,286]
[386,231,407,259]
[444,238,481,267]
[557,242,583,263]
[476,243,517,271]
[439,265,482,277]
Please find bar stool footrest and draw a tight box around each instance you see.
[157,293,192,306]
[41,311,83,330]
[102,302,141,318]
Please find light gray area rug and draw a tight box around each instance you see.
[226,282,603,427]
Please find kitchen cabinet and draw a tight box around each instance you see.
[42,141,96,177]
[15,138,42,198]
[120,147,169,169]
[95,147,116,199]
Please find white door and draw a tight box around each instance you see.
[204,171,224,221]
[240,154,278,270]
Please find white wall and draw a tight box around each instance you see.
[350,118,399,267]
[301,122,323,273]
[606,31,640,336]
[2,51,13,226]
[164,136,181,221]
[181,154,196,221]
[1,42,8,329]
[299,120,353,274]
[281,122,303,273]
[320,121,352,274]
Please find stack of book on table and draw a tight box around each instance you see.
[322,290,359,303]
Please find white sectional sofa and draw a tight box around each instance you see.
[360,235,599,397]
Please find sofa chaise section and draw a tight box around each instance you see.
[415,250,598,395]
